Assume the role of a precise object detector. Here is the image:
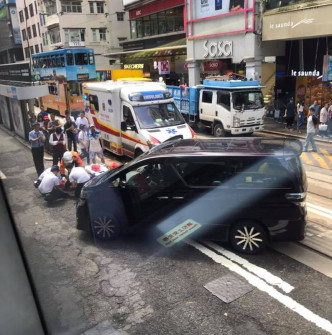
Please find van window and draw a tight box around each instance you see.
[217,91,230,111]
[202,91,213,104]
[89,94,99,111]
[174,157,293,189]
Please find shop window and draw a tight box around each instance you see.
[130,21,137,39]
[136,19,142,38]
[150,14,158,36]
[158,12,166,34]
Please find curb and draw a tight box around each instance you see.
[261,129,332,144]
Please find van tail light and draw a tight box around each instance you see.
[147,135,161,148]
[285,192,307,206]
[188,125,196,138]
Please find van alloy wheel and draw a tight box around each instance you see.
[230,221,267,254]
[93,216,119,240]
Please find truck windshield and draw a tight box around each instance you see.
[133,103,185,129]
[232,91,264,111]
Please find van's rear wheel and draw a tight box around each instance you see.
[213,123,226,137]
[229,221,268,254]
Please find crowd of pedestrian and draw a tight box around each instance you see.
[28,107,106,203]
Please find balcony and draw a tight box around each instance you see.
[45,14,60,29]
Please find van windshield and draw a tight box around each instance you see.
[232,90,264,110]
[133,103,185,129]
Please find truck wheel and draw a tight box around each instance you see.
[229,221,268,254]
[213,123,226,137]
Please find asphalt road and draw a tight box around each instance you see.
[1,127,332,335]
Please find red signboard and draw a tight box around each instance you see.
[204,60,222,71]
[129,0,184,19]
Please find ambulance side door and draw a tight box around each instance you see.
[121,104,138,158]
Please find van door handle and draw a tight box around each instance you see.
[215,111,218,116]
[172,196,184,200]
[157,196,169,200]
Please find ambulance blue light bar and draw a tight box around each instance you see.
[128,90,171,101]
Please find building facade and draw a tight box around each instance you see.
[0,0,24,64]
[115,0,187,84]
[16,0,43,60]
[34,0,130,68]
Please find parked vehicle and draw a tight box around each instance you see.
[76,137,307,254]
[82,80,196,158]
[167,78,265,137]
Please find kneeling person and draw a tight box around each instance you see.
[69,166,90,198]
[38,165,67,202]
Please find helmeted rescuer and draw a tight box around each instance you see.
[60,150,83,175]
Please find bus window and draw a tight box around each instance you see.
[68,82,80,96]
[75,53,88,65]
[66,53,74,66]
[89,52,94,65]
[60,56,65,67]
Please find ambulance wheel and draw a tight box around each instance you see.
[213,123,226,137]
[135,149,143,157]
[92,215,120,241]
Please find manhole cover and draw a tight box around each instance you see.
[204,274,253,303]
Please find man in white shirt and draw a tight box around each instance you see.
[317,103,328,138]
[69,166,91,197]
[76,111,89,130]
[38,165,67,202]
[303,107,318,152]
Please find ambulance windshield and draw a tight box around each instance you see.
[133,103,185,129]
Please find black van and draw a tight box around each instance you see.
[76,138,307,254]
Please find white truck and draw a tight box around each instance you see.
[82,80,196,158]
[167,78,265,136]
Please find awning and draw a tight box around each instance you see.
[103,38,187,59]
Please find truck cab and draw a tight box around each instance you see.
[167,79,265,137]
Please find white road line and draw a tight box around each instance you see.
[307,207,332,221]
[203,241,294,293]
[187,240,332,335]
[307,202,332,216]
[0,171,6,179]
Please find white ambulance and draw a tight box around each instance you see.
[82,80,196,158]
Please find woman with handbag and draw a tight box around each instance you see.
[317,103,328,138]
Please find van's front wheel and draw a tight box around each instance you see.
[213,123,226,137]
[229,221,268,254]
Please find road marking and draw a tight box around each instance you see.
[0,170,6,179]
[203,241,294,293]
[311,152,329,169]
[320,148,332,164]
[307,202,332,221]
[300,152,314,165]
[187,240,332,334]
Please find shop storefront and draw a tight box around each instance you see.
[263,1,332,108]
[0,62,48,140]
[185,0,283,86]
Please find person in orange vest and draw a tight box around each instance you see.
[60,151,83,176]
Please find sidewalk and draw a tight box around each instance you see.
[262,116,332,143]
